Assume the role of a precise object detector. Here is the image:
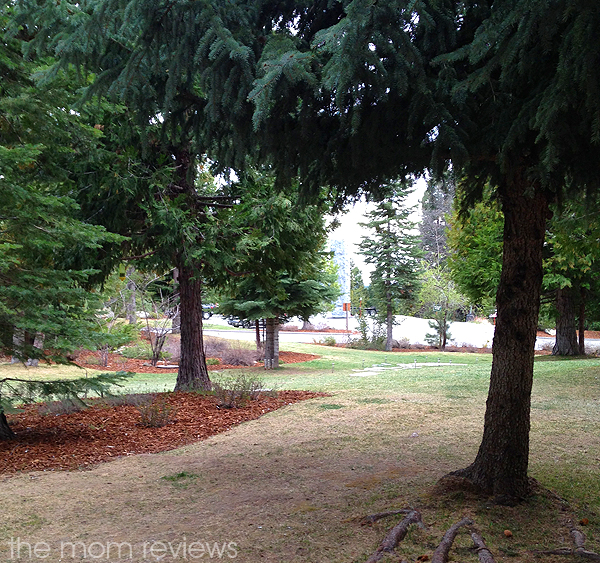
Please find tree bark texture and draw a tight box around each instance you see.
[255,320,263,354]
[431,518,474,563]
[386,287,393,351]
[264,318,279,369]
[453,176,550,502]
[0,411,16,440]
[365,510,423,563]
[552,287,579,356]
[174,260,211,391]
[579,286,586,355]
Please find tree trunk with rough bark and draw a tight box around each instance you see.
[552,287,579,356]
[385,288,393,351]
[579,286,586,355]
[0,412,16,440]
[125,267,137,324]
[174,260,211,391]
[452,176,550,503]
[255,319,263,354]
[264,318,279,369]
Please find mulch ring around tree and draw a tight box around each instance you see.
[75,350,320,374]
[1,390,327,476]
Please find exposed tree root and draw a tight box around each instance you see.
[471,529,496,563]
[431,517,474,563]
[360,509,414,527]
[364,510,423,563]
[363,512,500,563]
[533,528,600,560]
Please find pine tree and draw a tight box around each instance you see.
[23,0,600,500]
[217,173,339,368]
[0,11,121,364]
[420,172,455,268]
[359,183,421,351]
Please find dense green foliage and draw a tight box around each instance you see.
[0,12,123,363]
[447,197,504,309]
[218,173,340,325]
[359,183,421,350]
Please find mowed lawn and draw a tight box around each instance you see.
[1,343,599,562]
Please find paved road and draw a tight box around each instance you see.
[204,315,600,350]
[203,328,355,344]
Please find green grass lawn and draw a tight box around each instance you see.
[3,343,600,515]
[63,340,600,516]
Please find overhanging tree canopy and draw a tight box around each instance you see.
[20,0,600,502]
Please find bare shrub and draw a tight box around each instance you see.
[100,393,155,407]
[211,373,265,408]
[220,345,258,366]
[204,336,230,358]
[136,394,175,428]
[394,337,411,349]
[38,399,84,416]
[280,324,300,331]
[540,341,554,352]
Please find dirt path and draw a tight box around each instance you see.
[1,394,451,562]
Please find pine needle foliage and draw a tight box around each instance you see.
[359,181,422,350]
[1,9,124,363]
[0,371,133,439]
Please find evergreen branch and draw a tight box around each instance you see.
[122,249,159,261]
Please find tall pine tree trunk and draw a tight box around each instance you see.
[385,287,393,351]
[0,412,16,440]
[552,287,579,356]
[579,286,586,355]
[125,267,137,324]
[264,318,279,369]
[174,259,211,391]
[452,176,550,503]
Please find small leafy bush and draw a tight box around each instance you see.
[319,335,337,347]
[206,358,220,366]
[83,356,103,366]
[211,373,265,408]
[136,394,175,427]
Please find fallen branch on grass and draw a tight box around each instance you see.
[364,510,423,563]
[533,528,600,560]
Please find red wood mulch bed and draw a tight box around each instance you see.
[1,351,323,475]
[1,391,326,475]
[75,350,319,374]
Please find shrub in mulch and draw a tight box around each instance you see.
[219,345,258,367]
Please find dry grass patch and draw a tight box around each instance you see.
[1,350,600,562]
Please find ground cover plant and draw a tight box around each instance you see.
[0,343,599,562]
